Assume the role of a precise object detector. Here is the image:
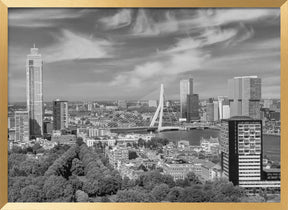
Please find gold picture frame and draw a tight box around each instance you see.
[0,0,287,209]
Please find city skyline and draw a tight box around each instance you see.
[7,8,281,203]
[8,8,280,102]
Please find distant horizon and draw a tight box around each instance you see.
[8,97,281,105]
[8,8,280,102]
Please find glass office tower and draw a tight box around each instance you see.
[26,45,43,137]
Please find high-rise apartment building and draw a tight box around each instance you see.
[53,99,69,130]
[228,76,261,119]
[180,78,193,119]
[220,116,263,186]
[26,45,43,137]
[222,105,230,119]
[218,96,229,120]
[187,94,200,122]
[206,103,214,122]
[15,111,29,142]
[206,101,219,122]
[213,101,219,121]
[43,120,53,134]
[8,113,15,130]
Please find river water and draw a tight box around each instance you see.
[158,129,280,162]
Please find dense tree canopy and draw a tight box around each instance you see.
[19,185,44,202]
[115,189,155,202]
[166,186,184,202]
[8,141,249,203]
[151,183,170,201]
[43,175,74,202]
[71,158,84,176]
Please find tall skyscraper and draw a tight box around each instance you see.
[187,94,200,122]
[15,111,29,142]
[206,101,219,122]
[228,76,261,119]
[220,116,263,186]
[206,103,214,122]
[53,99,69,130]
[180,78,193,119]
[26,45,43,137]
[213,101,219,121]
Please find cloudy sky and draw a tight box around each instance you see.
[8,8,280,102]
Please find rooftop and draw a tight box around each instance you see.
[201,161,216,169]
[233,76,258,79]
[225,116,261,121]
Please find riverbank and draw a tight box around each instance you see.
[158,129,280,162]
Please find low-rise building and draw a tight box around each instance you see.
[8,129,15,141]
[178,140,190,149]
[201,161,221,181]
[118,162,143,180]
[78,127,111,138]
[51,133,76,145]
[163,163,196,180]
[262,168,280,181]
[86,138,116,147]
[200,137,219,154]
[163,158,207,181]
[107,145,129,168]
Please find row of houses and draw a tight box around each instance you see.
[162,159,221,182]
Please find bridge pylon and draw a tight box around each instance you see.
[149,84,164,131]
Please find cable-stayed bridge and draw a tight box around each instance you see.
[108,84,219,133]
[110,84,185,133]
[149,84,185,132]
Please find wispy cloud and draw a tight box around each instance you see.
[108,18,279,93]
[178,9,279,30]
[109,37,208,88]
[99,9,132,30]
[204,9,279,26]
[8,8,280,101]
[44,30,114,63]
[251,37,280,50]
[130,10,181,37]
[131,10,156,36]
[118,8,279,37]
[111,23,255,88]
[162,27,239,54]
[8,9,87,28]
[98,9,181,37]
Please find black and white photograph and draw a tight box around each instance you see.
[7,8,281,202]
